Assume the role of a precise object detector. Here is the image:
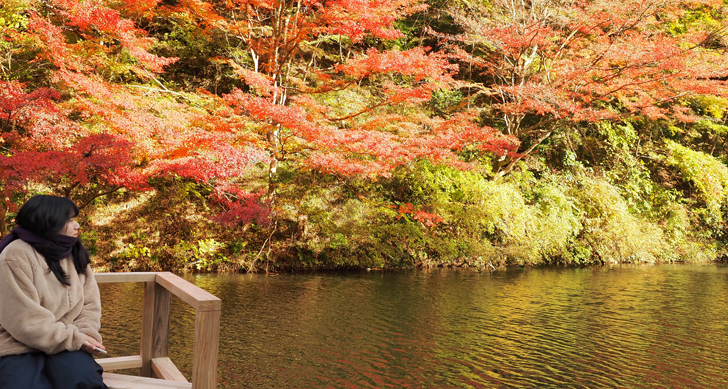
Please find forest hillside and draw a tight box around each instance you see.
[1,0,727,271]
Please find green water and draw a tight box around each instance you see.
[99,264,728,388]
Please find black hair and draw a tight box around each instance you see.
[15,195,90,285]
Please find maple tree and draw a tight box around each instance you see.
[432,0,728,177]
[0,0,269,230]
[0,79,139,231]
[163,0,517,184]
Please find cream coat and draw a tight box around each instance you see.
[0,239,102,357]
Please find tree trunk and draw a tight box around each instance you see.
[494,130,553,179]
[0,206,6,237]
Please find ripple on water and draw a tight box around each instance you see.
[99,265,728,388]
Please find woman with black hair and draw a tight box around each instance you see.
[0,195,107,388]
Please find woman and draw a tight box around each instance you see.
[0,195,107,388]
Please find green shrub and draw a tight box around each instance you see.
[570,177,669,263]
[665,139,728,227]
[171,238,227,271]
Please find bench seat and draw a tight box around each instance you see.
[99,355,191,388]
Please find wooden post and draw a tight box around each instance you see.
[140,280,156,377]
[140,279,172,377]
[152,282,172,364]
[192,309,221,389]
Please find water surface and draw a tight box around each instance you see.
[99,264,728,388]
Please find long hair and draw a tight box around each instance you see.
[15,195,90,285]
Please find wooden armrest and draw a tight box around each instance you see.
[95,272,157,283]
[97,355,143,371]
[154,272,221,311]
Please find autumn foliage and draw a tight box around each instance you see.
[0,0,727,270]
[436,0,728,175]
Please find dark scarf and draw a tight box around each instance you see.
[0,226,87,261]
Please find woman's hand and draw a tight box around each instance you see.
[81,334,106,355]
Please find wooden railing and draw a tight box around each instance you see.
[94,272,221,389]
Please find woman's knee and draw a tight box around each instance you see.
[0,352,52,389]
[44,350,107,389]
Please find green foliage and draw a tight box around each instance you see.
[315,87,374,125]
[689,95,728,120]
[569,177,670,263]
[664,6,725,36]
[0,3,41,83]
[109,241,155,272]
[530,181,583,261]
[116,243,152,262]
[292,189,397,269]
[0,9,28,32]
[149,15,240,94]
[495,114,725,263]
[289,161,584,267]
[171,238,227,271]
[83,149,726,271]
[694,120,728,138]
[429,88,463,116]
[665,139,728,227]
[593,121,667,218]
[597,121,638,152]
[80,228,100,256]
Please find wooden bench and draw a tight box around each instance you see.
[94,272,221,389]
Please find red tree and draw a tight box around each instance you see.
[0,80,142,232]
[433,0,728,176]
[166,0,518,190]
[1,0,269,229]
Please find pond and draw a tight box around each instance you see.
[99,264,728,388]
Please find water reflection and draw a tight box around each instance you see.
[99,264,728,388]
